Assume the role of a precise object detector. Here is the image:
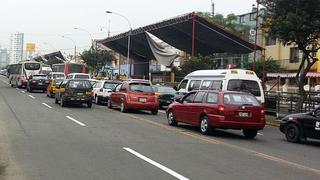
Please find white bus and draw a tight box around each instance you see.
[7,61,42,88]
[176,69,265,103]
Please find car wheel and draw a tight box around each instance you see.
[285,124,301,143]
[243,129,258,139]
[87,101,92,108]
[61,98,66,107]
[167,110,177,126]
[107,100,112,109]
[29,88,33,93]
[151,109,158,115]
[200,116,211,135]
[55,97,59,104]
[95,96,101,105]
[120,101,127,113]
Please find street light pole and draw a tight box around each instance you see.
[61,36,76,62]
[106,11,132,79]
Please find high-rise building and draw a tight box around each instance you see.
[0,47,9,68]
[9,32,24,64]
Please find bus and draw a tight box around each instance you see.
[41,64,53,75]
[7,61,42,88]
[52,63,86,76]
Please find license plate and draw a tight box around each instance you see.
[238,112,249,117]
[38,83,43,85]
[139,98,147,103]
[77,93,83,95]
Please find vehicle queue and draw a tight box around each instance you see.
[2,64,320,144]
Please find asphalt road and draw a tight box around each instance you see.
[0,75,319,180]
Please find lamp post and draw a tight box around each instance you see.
[74,27,94,44]
[61,36,76,61]
[106,11,132,79]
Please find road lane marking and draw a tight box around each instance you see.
[123,147,189,180]
[15,88,19,90]
[42,103,52,109]
[28,95,35,99]
[21,90,25,93]
[111,109,320,175]
[159,110,166,114]
[66,116,86,127]
[258,133,263,136]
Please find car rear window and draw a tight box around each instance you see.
[153,86,176,94]
[74,74,90,79]
[223,93,260,106]
[54,80,63,86]
[104,82,119,90]
[53,74,65,79]
[32,75,47,79]
[227,80,261,96]
[68,81,91,89]
[129,83,153,93]
[25,63,41,70]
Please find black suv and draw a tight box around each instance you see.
[27,74,49,92]
[55,79,93,108]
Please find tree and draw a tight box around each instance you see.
[81,49,115,73]
[261,0,320,112]
[244,57,285,78]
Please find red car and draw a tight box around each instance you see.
[108,80,159,115]
[167,90,265,138]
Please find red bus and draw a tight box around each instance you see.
[52,63,86,75]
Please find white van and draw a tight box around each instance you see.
[176,69,265,103]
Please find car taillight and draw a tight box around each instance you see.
[100,88,103,92]
[260,106,265,121]
[218,106,225,115]
[32,80,36,84]
[45,80,49,84]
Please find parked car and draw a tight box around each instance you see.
[108,80,159,114]
[280,109,320,143]
[48,72,65,80]
[167,90,265,138]
[153,85,176,108]
[66,73,90,80]
[92,80,121,105]
[47,78,64,98]
[26,74,50,92]
[55,79,93,108]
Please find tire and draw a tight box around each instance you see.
[95,96,101,105]
[151,109,158,115]
[243,129,258,139]
[87,102,92,108]
[120,101,127,113]
[285,124,301,143]
[61,98,66,107]
[55,97,59,104]
[200,116,212,135]
[107,99,112,109]
[167,110,178,126]
[29,88,33,93]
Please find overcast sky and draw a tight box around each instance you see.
[0,0,257,54]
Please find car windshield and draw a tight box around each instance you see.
[129,83,153,93]
[53,74,65,79]
[227,79,261,96]
[25,63,41,70]
[69,80,91,89]
[223,93,260,106]
[154,86,176,94]
[74,74,90,79]
[32,75,47,79]
[104,82,119,90]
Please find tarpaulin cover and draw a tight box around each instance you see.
[145,32,179,66]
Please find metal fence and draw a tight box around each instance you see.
[264,91,320,118]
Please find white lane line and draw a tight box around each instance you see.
[15,88,19,90]
[21,90,25,93]
[123,147,189,180]
[66,116,86,127]
[258,133,263,136]
[28,95,36,99]
[42,103,52,109]
[159,110,166,114]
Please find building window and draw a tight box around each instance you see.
[289,47,300,63]
[265,36,276,46]
[239,16,245,23]
[249,13,256,21]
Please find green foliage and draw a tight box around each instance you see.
[173,55,216,77]
[81,49,114,72]
[243,58,285,78]
[197,12,250,35]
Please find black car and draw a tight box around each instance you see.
[280,109,320,143]
[27,74,49,92]
[153,85,176,109]
[55,79,93,108]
